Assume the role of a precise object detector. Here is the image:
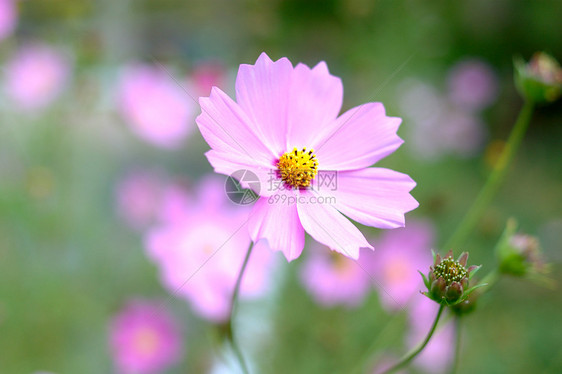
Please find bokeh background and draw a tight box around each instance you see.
[1,0,561,373]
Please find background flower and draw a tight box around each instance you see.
[0,0,16,41]
[109,300,184,374]
[299,244,371,307]
[366,220,435,311]
[3,43,70,110]
[118,64,195,149]
[144,176,278,322]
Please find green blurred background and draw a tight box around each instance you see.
[1,0,561,373]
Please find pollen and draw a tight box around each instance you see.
[277,147,318,188]
[433,258,468,284]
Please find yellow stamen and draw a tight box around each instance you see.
[277,147,318,188]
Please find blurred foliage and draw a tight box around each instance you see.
[1,0,561,373]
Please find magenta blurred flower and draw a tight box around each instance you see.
[109,300,184,374]
[196,52,418,262]
[145,176,277,322]
[299,244,371,307]
[191,61,228,97]
[407,297,454,373]
[367,220,434,311]
[115,170,192,230]
[4,43,70,110]
[447,59,498,111]
[399,80,487,159]
[118,64,195,149]
[0,0,16,41]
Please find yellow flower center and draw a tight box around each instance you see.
[277,147,318,188]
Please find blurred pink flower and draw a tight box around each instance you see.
[299,245,371,307]
[366,220,434,311]
[197,52,418,262]
[407,297,454,373]
[115,170,191,230]
[399,80,487,159]
[109,300,184,374]
[447,59,498,111]
[4,43,70,110]
[191,61,228,97]
[118,64,195,149]
[0,0,16,41]
[145,176,277,322]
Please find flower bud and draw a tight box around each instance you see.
[420,250,485,306]
[514,52,562,104]
[496,219,552,285]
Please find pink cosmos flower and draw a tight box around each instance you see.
[0,0,16,41]
[365,220,435,311]
[115,170,191,230]
[4,43,70,110]
[109,300,184,374]
[447,59,498,111]
[407,297,454,373]
[118,64,195,149]
[145,176,277,322]
[299,244,371,307]
[196,53,418,261]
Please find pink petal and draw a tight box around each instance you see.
[286,61,343,148]
[205,150,277,197]
[248,195,305,261]
[197,86,275,166]
[322,168,418,229]
[235,53,293,155]
[296,191,373,259]
[314,102,403,170]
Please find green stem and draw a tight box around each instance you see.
[443,100,535,251]
[226,242,254,374]
[379,304,445,374]
[450,317,462,374]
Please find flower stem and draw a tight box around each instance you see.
[378,304,445,374]
[226,242,254,374]
[450,317,462,374]
[443,100,535,251]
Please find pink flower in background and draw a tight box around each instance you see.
[191,61,228,97]
[109,300,184,374]
[447,59,498,111]
[299,244,371,307]
[197,52,418,262]
[118,64,195,149]
[366,220,434,311]
[0,0,16,41]
[145,176,277,322]
[407,297,454,373]
[399,80,487,159]
[4,43,70,110]
[116,171,165,230]
[115,171,191,231]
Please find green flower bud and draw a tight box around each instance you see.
[515,52,562,104]
[496,219,552,286]
[420,250,485,306]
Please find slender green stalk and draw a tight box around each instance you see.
[226,242,254,374]
[378,305,445,374]
[443,101,535,251]
[450,317,462,374]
